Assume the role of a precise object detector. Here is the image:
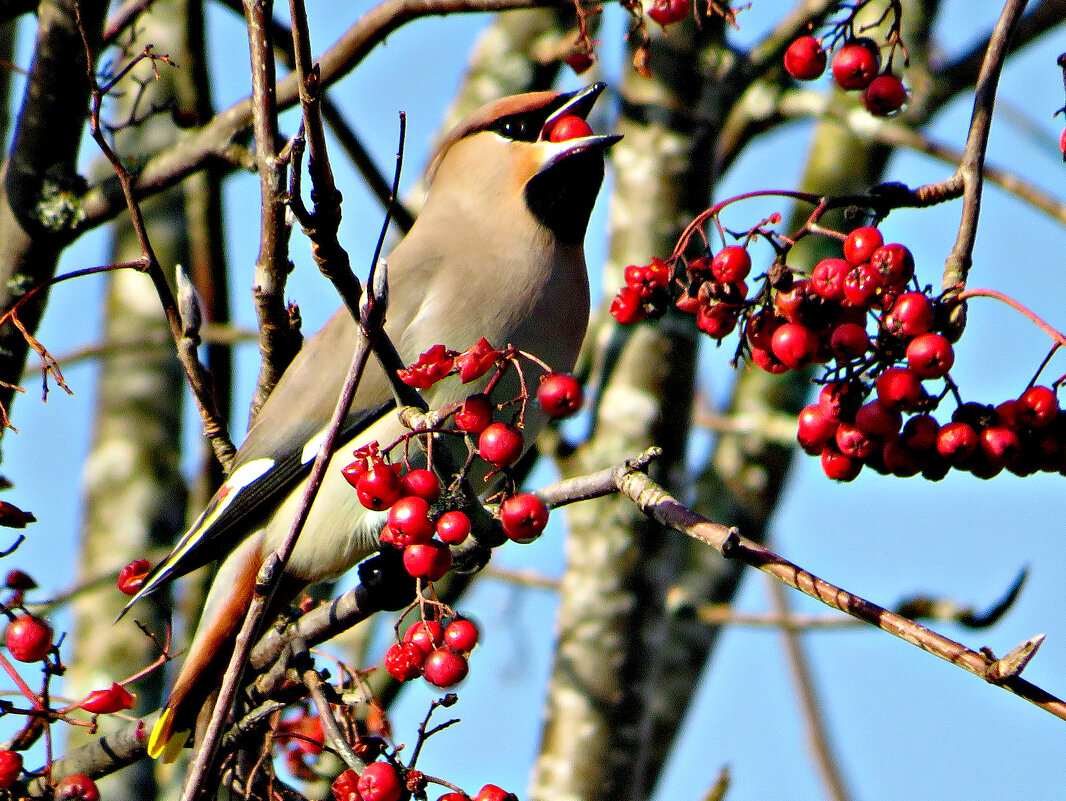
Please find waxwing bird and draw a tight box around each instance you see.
[124,82,619,760]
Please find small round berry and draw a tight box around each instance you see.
[842,262,884,308]
[548,114,594,142]
[820,446,862,482]
[4,570,36,591]
[565,50,595,75]
[770,322,820,370]
[423,647,469,687]
[5,615,52,663]
[744,309,781,351]
[854,400,903,438]
[356,462,403,511]
[474,786,519,801]
[819,380,859,422]
[876,367,923,412]
[886,292,934,337]
[831,39,881,90]
[610,286,647,325]
[835,423,877,459]
[749,346,788,374]
[403,541,453,581]
[843,226,884,266]
[710,246,751,283]
[906,333,954,379]
[881,436,922,478]
[400,469,441,504]
[797,404,839,455]
[870,243,915,289]
[55,774,100,801]
[358,762,403,801]
[811,257,849,301]
[937,421,978,465]
[332,770,361,801]
[862,75,907,116]
[404,620,444,654]
[784,36,827,80]
[500,493,550,544]
[443,618,480,653]
[478,423,525,468]
[456,394,493,434]
[439,795,472,801]
[1018,385,1059,429]
[117,559,152,596]
[979,426,1021,468]
[697,303,740,339]
[387,496,435,546]
[902,414,940,451]
[537,373,584,418]
[0,750,22,789]
[436,510,472,545]
[829,322,869,360]
[384,641,425,682]
[647,0,690,27]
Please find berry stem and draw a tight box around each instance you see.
[955,288,1066,350]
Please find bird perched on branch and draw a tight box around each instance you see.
[123,83,619,760]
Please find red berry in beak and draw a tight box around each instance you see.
[548,114,594,142]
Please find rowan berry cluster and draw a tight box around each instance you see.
[610,220,1066,483]
[332,760,517,801]
[784,35,907,116]
[384,616,480,688]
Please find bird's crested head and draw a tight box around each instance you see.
[426,83,621,244]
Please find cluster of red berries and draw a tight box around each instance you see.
[784,35,907,116]
[333,761,517,801]
[0,752,99,800]
[646,0,690,27]
[384,617,479,688]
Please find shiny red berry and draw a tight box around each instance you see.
[797,404,839,454]
[610,286,647,324]
[478,423,524,468]
[854,400,903,438]
[499,493,550,544]
[384,641,425,681]
[820,446,862,481]
[842,262,884,308]
[1018,385,1059,428]
[400,469,441,504]
[456,394,493,434]
[332,770,361,801]
[423,647,469,687]
[403,541,452,581]
[436,510,471,545]
[474,786,518,801]
[697,303,740,339]
[979,426,1021,468]
[811,257,849,301]
[537,373,584,418]
[356,462,403,511]
[886,292,934,337]
[876,367,923,412]
[835,423,878,459]
[55,774,100,801]
[117,559,152,596]
[843,226,884,265]
[5,615,52,662]
[647,0,690,27]
[80,682,136,714]
[784,36,827,80]
[863,75,907,116]
[906,333,954,379]
[870,243,915,289]
[770,322,819,369]
[404,620,444,654]
[0,750,22,789]
[829,322,869,360]
[358,762,402,801]
[443,618,479,653]
[710,246,751,283]
[831,39,881,90]
[4,570,36,591]
[937,421,978,465]
[387,496,435,546]
[548,114,594,142]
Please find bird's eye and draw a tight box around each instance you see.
[494,115,534,141]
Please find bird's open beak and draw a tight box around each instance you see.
[537,82,622,162]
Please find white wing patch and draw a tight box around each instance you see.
[301,429,329,465]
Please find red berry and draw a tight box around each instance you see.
[356,462,403,511]
[829,322,869,360]
[863,75,907,116]
[1018,386,1059,428]
[906,333,954,379]
[902,414,940,451]
[548,114,594,142]
[710,246,751,283]
[881,436,922,477]
[842,263,883,308]
[749,346,788,374]
[456,394,493,434]
[4,570,36,591]
[384,641,425,681]
[80,682,136,714]
[565,50,595,75]
[117,559,152,596]
[1061,128,1066,161]
[744,310,781,351]
[870,243,915,289]
[811,257,849,301]
[422,647,469,687]
[55,774,100,801]
[797,404,839,454]
[697,303,740,339]
[443,618,479,653]
[332,770,361,801]
[843,227,884,266]
[439,795,471,801]
[876,367,923,412]
[784,36,827,81]
[624,261,669,298]
[979,426,1021,468]
[886,292,934,337]
[610,286,647,324]
[937,421,978,465]
[436,510,471,545]
[854,399,903,438]
[5,615,52,662]
[537,373,584,418]
[475,786,518,801]
[831,40,881,90]
[387,496,435,546]
[647,0,690,27]
[478,423,525,468]
[820,446,862,481]
[770,322,820,369]
[835,423,877,459]
[358,762,402,801]
[499,493,550,544]
[0,750,22,789]
[400,469,441,504]
[404,620,444,654]
[403,541,452,581]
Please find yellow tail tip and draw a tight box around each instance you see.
[148,708,191,763]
